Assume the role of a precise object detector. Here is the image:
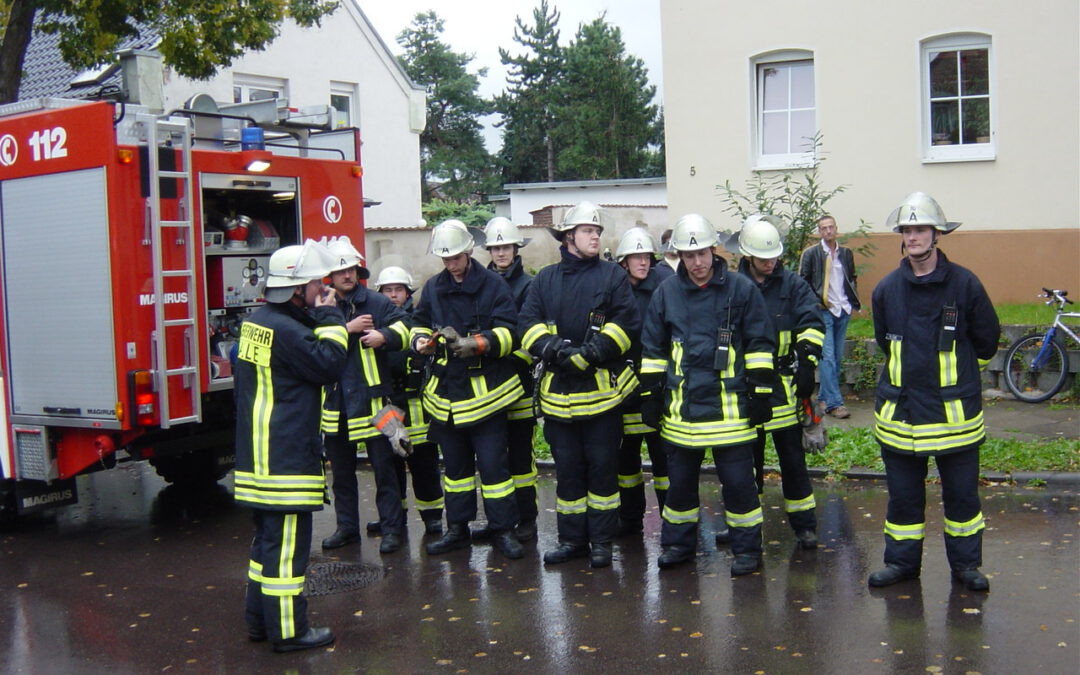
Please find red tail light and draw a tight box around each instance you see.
[128,370,156,427]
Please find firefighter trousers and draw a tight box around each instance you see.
[431,414,519,531]
[618,431,669,522]
[393,441,444,525]
[545,411,622,546]
[881,445,984,573]
[508,418,539,524]
[326,423,405,536]
[245,509,313,641]
[662,441,762,556]
[752,425,816,532]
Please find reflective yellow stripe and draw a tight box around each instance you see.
[777,331,791,358]
[622,411,652,435]
[944,512,985,537]
[415,495,444,509]
[570,352,590,371]
[492,326,514,357]
[884,520,925,540]
[726,506,764,528]
[744,351,773,371]
[587,491,620,511]
[641,357,668,374]
[661,416,758,448]
[314,324,348,349]
[523,322,555,350]
[672,341,685,377]
[944,398,964,426]
[424,376,524,425]
[939,342,958,387]
[874,410,986,454]
[537,366,638,420]
[507,396,536,421]
[557,496,587,515]
[600,322,631,353]
[443,475,477,493]
[618,472,644,489]
[359,344,381,386]
[253,362,273,475]
[798,328,824,348]
[888,340,902,386]
[653,475,670,491]
[662,503,699,524]
[784,494,816,513]
[410,326,433,340]
[512,461,538,489]
[248,559,263,582]
[481,478,515,500]
[320,408,339,434]
[387,320,410,347]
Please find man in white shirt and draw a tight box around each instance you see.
[798,215,860,418]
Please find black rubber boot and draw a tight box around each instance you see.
[543,541,590,565]
[513,520,538,542]
[321,528,360,550]
[952,568,989,592]
[272,627,335,653]
[425,523,471,555]
[494,530,525,559]
[731,552,762,577]
[657,546,695,570]
[868,564,920,587]
[590,542,613,568]
[795,529,818,550]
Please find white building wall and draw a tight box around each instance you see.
[661,0,1079,234]
[162,1,424,231]
[507,181,667,225]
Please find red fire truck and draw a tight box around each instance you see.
[0,97,365,522]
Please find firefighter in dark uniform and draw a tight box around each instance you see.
[732,215,825,549]
[868,192,1000,592]
[411,219,526,560]
[613,227,673,535]
[319,237,412,555]
[640,214,777,576]
[519,201,641,568]
[472,217,540,542]
[374,265,445,536]
[235,240,346,652]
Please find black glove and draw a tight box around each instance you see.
[640,393,663,430]
[794,362,816,399]
[540,338,572,365]
[747,394,773,427]
[558,346,588,371]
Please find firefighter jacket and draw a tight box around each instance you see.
[872,252,999,456]
[489,255,537,421]
[520,246,641,421]
[410,258,524,427]
[320,285,410,441]
[623,262,674,434]
[799,241,861,311]
[234,302,348,512]
[737,258,825,431]
[387,297,430,443]
[641,256,777,449]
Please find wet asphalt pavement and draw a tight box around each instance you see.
[2,462,1078,674]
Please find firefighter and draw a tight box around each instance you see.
[519,201,641,568]
[319,237,412,555]
[868,192,1000,592]
[235,240,346,652]
[613,227,673,535]
[411,220,525,560]
[639,214,776,576]
[374,265,445,537]
[733,215,825,549]
[472,217,540,542]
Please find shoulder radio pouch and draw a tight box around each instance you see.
[938,302,958,352]
[713,300,734,372]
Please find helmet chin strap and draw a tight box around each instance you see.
[904,231,938,263]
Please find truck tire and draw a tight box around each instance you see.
[150,451,223,487]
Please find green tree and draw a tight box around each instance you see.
[495,0,564,184]
[0,0,338,103]
[421,198,494,228]
[397,11,498,202]
[552,16,660,180]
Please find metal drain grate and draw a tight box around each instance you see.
[304,561,385,596]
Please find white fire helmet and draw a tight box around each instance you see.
[264,239,336,302]
[429,219,475,258]
[483,217,529,248]
[322,235,370,279]
[615,228,658,262]
[885,192,961,233]
[375,266,415,292]
[738,214,785,259]
[549,201,605,239]
[670,213,718,252]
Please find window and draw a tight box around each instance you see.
[232,74,287,104]
[922,34,994,162]
[753,51,816,169]
[330,82,358,129]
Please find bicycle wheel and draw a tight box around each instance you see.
[1003,333,1069,403]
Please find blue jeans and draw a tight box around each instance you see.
[818,309,850,411]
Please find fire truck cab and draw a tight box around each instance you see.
[0,96,365,521]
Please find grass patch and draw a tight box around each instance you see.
[847,302,1053,341]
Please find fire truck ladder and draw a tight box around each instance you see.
[142,114,202,428]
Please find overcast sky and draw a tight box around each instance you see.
[358,1,663,151]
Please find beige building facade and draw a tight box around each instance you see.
[661,0,1079,302]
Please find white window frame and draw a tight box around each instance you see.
[232,74,288,104]
[330,82,358,129]
[921,33,995,163]
[750,49,817,171]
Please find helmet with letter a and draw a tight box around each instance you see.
[322,234,370,279]
[549,200,605,241]
[429,219,475,258]
[375,266,416,293]
[670,213,718,252]
[615,227,659,262]
[264,239,337,302]
[885,192,961,234]
[483,217,529,248]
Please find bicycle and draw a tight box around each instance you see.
[1002,288,1078,403]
